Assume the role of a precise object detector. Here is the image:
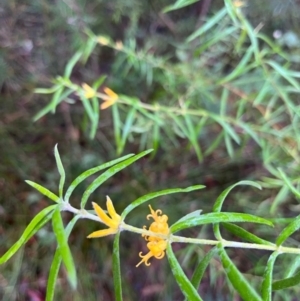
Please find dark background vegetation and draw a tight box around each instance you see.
[1,1,300,300]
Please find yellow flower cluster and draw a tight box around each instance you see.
[87,196,121,238]
[87,199,169,267]
[136,205,169,267]
[81,83,118,109]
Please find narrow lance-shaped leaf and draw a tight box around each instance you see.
[112,232,123,301]
[261,251,279,301]
[276,214,300,246]
[46,215,80,301]
[162,0,199,13]
[170,212,272,233]
[80,149,153,209]
[33,88,73,121]
[64,153,134,202]
[183,113,203,162]
[223,223,274,246]
[212,181,261,239]
[188,247,218,298]
[52,208,77,289]
[112,103,122,154]
[187,7,227,42]
[277,168,300,199]
[89,75,106,139]
[218,245,262,301]
[272,270,300,291]
[0,205,57,264]
[64,51,82,78]
[166,243,203,301]
[218,46,254,84]
[118,106,136,155]
[121,185,205,218]
[54,144,65,199]
[25,180,60,203]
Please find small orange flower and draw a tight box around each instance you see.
[87,196,121,238]
[82,83,96,99]
[136,205,169,267]
[100,87,118,110]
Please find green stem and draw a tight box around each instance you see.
[63,202,300,256]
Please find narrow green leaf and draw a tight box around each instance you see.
[33,88,73,121]
[64,154,134,202]
[166,243,203,301]
[170,212,272,233]
[272,270,300,291]
[54,144,65,199]
[218,245,262,301]
[46,215,80,301]
[270,185,290,215]
[187,8,227,42]
[162,0,199,13]
[276,214,300,246]
[277,168,300,198]
[223,223,274,246]
[237,121,261,146]
[34,85,61,94]
[50,86,64,114]
[81,95,95,123]
[113,232,123,301]
[261,251,279,301]
[152,122,160,157]
[119,107,136,154]
[212,181,261,239]
[189,247,218,294]
[121,185,205,218]
[89,76,106,139]
[184,114,202,162]
[112,104,122,154]
[213,181,261,213]
[52,208,77,289]
[211,115,240,144]
[204,131,224,156]
[0,205,57,264]
[218,46,254,84]
[80,149,153,209]
[267,60,300,91]
[224,131,234,158]
[25,180,60,203]
[195,27,236,54]
[82,38,97,63]
[64,51,82,78]
[223,0,239,26]
[176,210,202,224]
[253,82,272,105]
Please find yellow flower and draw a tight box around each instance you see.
[100,87,119,110]
[136,205,169,267]
[87,196,121,238]
[82,83,96,99]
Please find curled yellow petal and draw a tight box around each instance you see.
[87,228,117,238]
[92,202,115,228]
[106,196,121,224]
[82,83,96,99]
[136,251,153,267]
[100,99,116,110]
[100,87,118,110]
[104,87,118,100]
